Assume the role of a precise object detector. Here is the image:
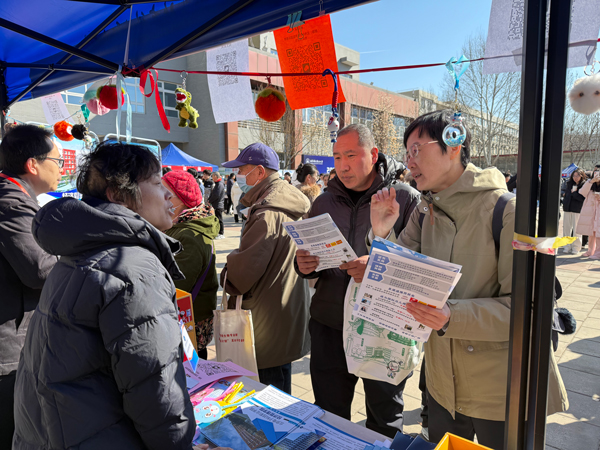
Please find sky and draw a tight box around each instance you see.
[329,0,600,96]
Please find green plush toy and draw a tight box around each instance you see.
[175,88,199,129]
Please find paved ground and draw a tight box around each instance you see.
[208,213,600,449]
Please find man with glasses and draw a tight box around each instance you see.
[295,123,419,438]
[0,124,60,447]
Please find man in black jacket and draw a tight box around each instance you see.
[0,125,61,447]
[295,124,420,438]
[209,171,226,239]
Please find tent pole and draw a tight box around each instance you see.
[0,18,119,72]
[144,0,256,68]
[504,0,547,448]
[527,0,572,448]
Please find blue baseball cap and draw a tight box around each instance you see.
[222,143,280,171]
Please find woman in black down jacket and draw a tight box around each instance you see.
[12,142,230,450]
[562,168,587,254]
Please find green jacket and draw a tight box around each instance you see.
[166,215,220,323]
[375,164,568,421]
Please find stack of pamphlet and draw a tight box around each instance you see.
[198,385,384,450]
[353,237,463,342]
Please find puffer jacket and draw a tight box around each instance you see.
[295,154,420,331]
[381,164,568,421]
[13,197,195,450]
[0,173,57,376]
[221,173,311,369]
[576,180,600,236]
[562,179,586,213]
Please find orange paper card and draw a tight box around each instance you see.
[176,289,198,350]
[274,15,346,110]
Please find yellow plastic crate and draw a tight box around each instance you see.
[434,433,493,450]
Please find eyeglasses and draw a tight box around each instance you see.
[45,157,65,169]
[405,140,438,162]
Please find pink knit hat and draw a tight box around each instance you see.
[162,170,202,208]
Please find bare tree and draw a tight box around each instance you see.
[441,33,521,168]
[372,93,403,160]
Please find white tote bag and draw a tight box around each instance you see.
[343,281,421,385]
[214,275,259,381]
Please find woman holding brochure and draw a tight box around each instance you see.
[364,111,568,448]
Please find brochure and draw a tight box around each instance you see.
[184,360,257,393]
[353,238,462,342]
[283,213,358,271]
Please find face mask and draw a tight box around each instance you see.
[237,166,259,193]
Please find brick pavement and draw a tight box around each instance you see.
[209,214,600,449]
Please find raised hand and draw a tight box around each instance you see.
[371,187,400,239]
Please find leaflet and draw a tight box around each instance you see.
[283,214,358,271]
[354,238,462,342]
[303,417,371,450]
[184,360,257,393]
[249,385,323,423]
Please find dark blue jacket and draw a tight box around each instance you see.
[13,197,195,450]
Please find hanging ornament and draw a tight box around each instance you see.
[96,84,125,110]
[255,77,286,122]
[175,71,199,128]
[53,120,74,141]
[568,62,600,115]
[70,123,88,140]
[322,69,340,143]
[443,56,470,148]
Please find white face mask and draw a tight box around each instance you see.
[236,166,259,193]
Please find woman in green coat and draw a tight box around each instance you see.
[163,170,220,359]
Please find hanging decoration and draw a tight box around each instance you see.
[139,68,170,133]
[254,83,286,122]
[175,72,199,128]
[53,120,74,141]
[83,80,111,116]
[443,56,470,148]
[322,69,339,143]
[70,123,88,140]
[97,84,125,110]
[273,14,346,110]
[568,61,600,115]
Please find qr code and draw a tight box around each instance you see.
[507,0,525,41]
[285,42,326,92]
[216,51,238,86]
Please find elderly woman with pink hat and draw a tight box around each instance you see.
[162,170,220,359]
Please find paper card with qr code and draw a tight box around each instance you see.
[274,15,346,110]
[207,39,256,124]
[483,0,600,74]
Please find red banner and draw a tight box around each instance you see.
[274,15,346,110]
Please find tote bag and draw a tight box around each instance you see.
[214,275,259,381]
[343,281,421,385]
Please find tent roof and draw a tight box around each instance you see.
[0,0,370,108]
[562,163,578,177]
[162,143,218,171]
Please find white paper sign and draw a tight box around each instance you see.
[206,39,256,124]
[40,93,71,125]
[484,0,600,74]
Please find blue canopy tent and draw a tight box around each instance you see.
[561,163,578,178]
[0,0,370,132]
[162,143,218,171]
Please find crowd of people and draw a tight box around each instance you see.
[0,110,575,449]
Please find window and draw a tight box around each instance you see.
[157,81,182,118]
[302,105,332,124]
[61,79,145,114]
[350,105,375,129]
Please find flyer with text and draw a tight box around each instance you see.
[354,239,462,342]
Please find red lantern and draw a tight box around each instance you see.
[255,88,286,122]
[53,120,74,141]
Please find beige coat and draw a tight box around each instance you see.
[382,164,568,421]
[221,173,311,369]
[575,180,600,236]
